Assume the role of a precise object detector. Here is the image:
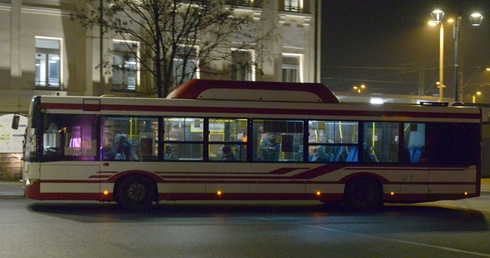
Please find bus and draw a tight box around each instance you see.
[18,79,482,211]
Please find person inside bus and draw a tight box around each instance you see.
[260,134,279,161]
[101,146,113,160]
[114,134,132,160]
[363,143,378,162]
[219,146,235,161]
[311,146,331,162]
[164,145,177,160]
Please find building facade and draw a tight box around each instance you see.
[0,0,320,179]
[1,0,321,111]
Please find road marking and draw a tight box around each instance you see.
[305,224,490,257]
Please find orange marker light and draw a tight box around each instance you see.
[390,192,395,196]
[316,191,321,196]
[103,190,109,195]
[217,190,222,196]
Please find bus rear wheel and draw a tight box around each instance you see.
[115,175,156,211]
[344,177,382,210]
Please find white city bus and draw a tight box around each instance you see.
[18,79,482,210]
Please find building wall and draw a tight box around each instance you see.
[0,0,319,179]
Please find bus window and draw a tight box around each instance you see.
[308,121,358,162]
[425,123,479,166]
[253,119,304,162]
[164,118,204,160]
[101,116,158,161]
[404,123,425,163]
[43,114,97,161]
[208,118,247,161]
[363,122,399,163]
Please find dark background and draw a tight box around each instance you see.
[322,0,490,100]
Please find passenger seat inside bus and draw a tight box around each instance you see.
[408,145,423,163]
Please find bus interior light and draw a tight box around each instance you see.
[420,101,449,107]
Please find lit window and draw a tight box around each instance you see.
[173,46,198,86]
[231,50,254,81]
[112,40,139,91]
[35,38,61,89]
[282,54,301,82]
[284,0,302,12]
[229,0,254,7]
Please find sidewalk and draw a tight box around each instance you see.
[1,179,490,199]
[0,180,23,198]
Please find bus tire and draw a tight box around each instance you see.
[115,174,156,211]
[344,177,382,210]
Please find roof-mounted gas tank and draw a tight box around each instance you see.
[167,79,339,103]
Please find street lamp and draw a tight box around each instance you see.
[353,84,366,93]
[454,12,483,102]
[473,91,482,103]
[430,9,446,101]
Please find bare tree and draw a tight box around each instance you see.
[74,0,274,97]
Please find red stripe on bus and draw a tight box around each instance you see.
[40,103,480,120]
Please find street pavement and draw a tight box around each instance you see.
[1,178,490,198]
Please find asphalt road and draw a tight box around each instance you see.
[1,180,490,257]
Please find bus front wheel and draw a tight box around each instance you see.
[115,174,156,211]
[344,177,382,210]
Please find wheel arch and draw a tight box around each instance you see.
[339,172,388,186]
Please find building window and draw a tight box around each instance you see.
[282,54,301,82]
[284,0,302,12]
[173,46,198,86]
[112,40,139,91]
[231,50,254,81]
[227,0,255,7]
[35,38,61,89]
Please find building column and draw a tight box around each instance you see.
[10,0,22,90]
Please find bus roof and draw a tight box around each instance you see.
[167,79,339,103]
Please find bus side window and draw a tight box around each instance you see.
[363,122,399,163]
[163,118,204,161]
[208,118,247,162]
[102,116,158,161]
[253,119,304,162]
[308,120,358,163]
[42,114,98,160]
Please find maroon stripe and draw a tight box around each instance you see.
[41,103,480,120]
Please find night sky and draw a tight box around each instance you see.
[322,0,490,99]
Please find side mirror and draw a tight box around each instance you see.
[11,114,20,130]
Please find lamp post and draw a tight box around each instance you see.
[454,12,483,102]
[430,10,445,101]
[473,91,482,103]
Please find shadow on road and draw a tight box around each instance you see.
[26,201,489,232]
